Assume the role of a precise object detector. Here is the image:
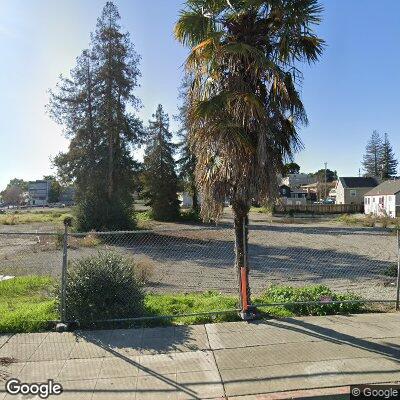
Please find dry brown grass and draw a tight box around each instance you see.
[133,255,155,284]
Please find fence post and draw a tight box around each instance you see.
[239,216,256,320]
[60,219,70,325]
[396,230,400,311]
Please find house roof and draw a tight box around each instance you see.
[339,177,378,188]
[365,180,400,196]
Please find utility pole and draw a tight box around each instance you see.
[324,162,327,200]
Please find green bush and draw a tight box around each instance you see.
[179,209,202,222]
[64,252,145,324]
[75,196,136,232]
[257,285,363,316]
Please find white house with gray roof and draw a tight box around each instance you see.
[335,177,378,205]
[364,180,400,218]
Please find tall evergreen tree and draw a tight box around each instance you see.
[381,133,398,179]
[48,2,143,231]
[142,105,180,221]
[362,130,382,177]
[175,75,199,213]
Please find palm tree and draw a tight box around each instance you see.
[175,0,324,316]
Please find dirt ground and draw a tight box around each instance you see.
[0,209,397,300]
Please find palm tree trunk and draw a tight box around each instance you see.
[232,201,251,314]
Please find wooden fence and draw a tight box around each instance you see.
[274,203,364,215]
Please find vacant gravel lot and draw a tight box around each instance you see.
[0,210,397,300]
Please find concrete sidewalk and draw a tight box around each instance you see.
[1,313,400,399]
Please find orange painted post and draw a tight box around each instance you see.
[240,266,249,312]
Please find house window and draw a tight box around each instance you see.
[379,196,384,205]
[350,189,357,196]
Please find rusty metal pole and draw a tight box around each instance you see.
[396,230,400,311]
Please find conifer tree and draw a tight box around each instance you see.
[176,75,199,213]
[142,105,180,221]
[362,130,382,177]
[381,133,398,179]
[48,2,143,231]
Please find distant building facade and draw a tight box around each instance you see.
[59,186,75,205]
[28,180,50,206]
[335,177,378,205]
[281,173,314,189]
[364,180,400,218]
[278,185,308,205]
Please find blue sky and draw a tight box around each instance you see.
[0,0,399,190]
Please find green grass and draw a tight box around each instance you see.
[135,210,153,222]
[145,291,239,325]
[0,278,366,333]
[135,209,202,224]
[0,276,58,333]
[250,206,273,214]
[0,210,72,226]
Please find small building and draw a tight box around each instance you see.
[281,173,314,189]
[280,188,308,205]
[364,180,400,218]
[335,177,378,205]
[177,192,202,208]
[28,180,50,206]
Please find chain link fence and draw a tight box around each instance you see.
[0,220,399,326]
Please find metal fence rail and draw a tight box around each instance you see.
[0,221,399,326]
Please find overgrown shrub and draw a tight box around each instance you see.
[258,285,363,316]
[64,252,145,324]
[336,214,359,225]
[179,209,202,222]
[133,257,155,284]
[362,215,376,227]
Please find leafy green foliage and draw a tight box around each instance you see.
[282,162,300,175]
[142,105,180,221]
[0,178,27,206]
[48,2,143,231]
[65,252,145,324]
[310,168,337,183]
[256,285,363,316]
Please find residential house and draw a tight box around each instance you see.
[279,186,308,205]
[28,180,50,206]
[364,180,400,218]
[335,177,378,205]
[281,173,314,188]
[278,185,291,198]
[299,182,318,202]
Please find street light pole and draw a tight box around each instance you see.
[324,162,327,200]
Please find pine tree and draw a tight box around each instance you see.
[142,105,180,221]
[362,130,383,177]
[175,75,199,213]
[381,133,398,179]
[48,2,143,231]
